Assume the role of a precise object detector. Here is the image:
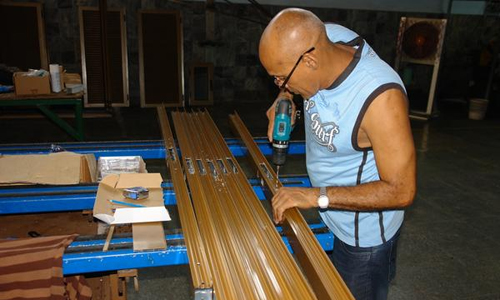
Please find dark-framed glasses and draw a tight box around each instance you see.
[276,47,315,90]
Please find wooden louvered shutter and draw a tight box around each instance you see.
[189,63,214,106]
[139,10,183,107]
[79,7,129,107]
[0,3,48,71]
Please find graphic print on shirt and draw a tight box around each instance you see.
[305,98,340,152]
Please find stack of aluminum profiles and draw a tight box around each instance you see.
[158,107,353,300]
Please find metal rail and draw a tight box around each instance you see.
[62,228,334,276]
[198,111,318,299]
[173,111,317,299]
[157,107,213,291]
[0,178,312,215]
[229,111,354,300]
[0,139,306,158]
[172,111,243,299]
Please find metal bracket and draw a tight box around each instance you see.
[196,159,207,175]
[226,157,238,174]
[206,160,218,178]
[168,147,177,161]
[186,158,195,174]
[259,163,273,181]
[194,288,214,300]
[216,159,228,175]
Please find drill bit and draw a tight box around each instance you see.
[275,165,280,190]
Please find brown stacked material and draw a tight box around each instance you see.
[157,109,355,299]
[156,108,354,299]
[168,110,316,299]
[229,112,353,299]
[157,107,213,290]
[0,235,92,300]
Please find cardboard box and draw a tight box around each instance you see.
[64,73,82,85]
[93,173,168,251]
[13,72,51,96]
[0,152,97,185]
[63,72,83,94]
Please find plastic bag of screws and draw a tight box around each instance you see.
[97,156,147,181]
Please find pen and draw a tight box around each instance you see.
[108,199,145,208]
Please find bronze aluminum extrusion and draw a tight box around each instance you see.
[156,107,213,291]
[175,111,308,299]
[188,111,318,299]
[229,112,354,300]
[181,112,280,299]
[173,111,317,299]
[191,111,317,299]
[172,111,253,299]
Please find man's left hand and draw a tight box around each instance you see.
[271,187,317,224]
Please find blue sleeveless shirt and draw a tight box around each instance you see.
[304,24,406,247]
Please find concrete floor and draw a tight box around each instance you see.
[1,102,499,299]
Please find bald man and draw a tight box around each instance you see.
[259,8,416,300]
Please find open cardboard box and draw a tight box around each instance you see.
[93,173,169,251]
[13,72,51,96]
[0,152,97,185]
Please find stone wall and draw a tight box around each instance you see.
[36,1,500,106]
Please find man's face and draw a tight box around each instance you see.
[274,47,314,90]
[262,48,319,99]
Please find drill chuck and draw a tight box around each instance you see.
[272,140,289,166]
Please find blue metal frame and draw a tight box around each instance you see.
[0,139,333,276]
[2,174,327,276]
[0,177,311,215]
[63,228,333,275]
[0,139,306,159]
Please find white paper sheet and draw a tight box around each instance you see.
[94,206,171,225]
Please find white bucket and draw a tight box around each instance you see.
[469,98,489,120]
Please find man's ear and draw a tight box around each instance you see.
[303,54,318,70]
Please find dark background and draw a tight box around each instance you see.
[5,0,495,116]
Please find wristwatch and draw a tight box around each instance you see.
[317,187,329,209]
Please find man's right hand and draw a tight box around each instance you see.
[266,90,296,142]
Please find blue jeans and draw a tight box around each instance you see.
[330,229,401,300]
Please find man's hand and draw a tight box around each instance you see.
[271,187,318,224]
[266,90,296,142]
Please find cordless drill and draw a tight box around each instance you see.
[272,98,293,180]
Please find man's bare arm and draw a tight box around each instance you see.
[271,88,416,222]
[325,88,416,210]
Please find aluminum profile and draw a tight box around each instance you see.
[157,107,213,291]
[229,111,354,300]
[171,110,317,299]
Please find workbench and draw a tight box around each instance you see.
[0,139,331,276]
[0,92,84,141]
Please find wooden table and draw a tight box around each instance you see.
[0,92,84,141]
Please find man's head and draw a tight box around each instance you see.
[259,8,326,98]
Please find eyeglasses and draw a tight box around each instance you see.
[275,47,315,90]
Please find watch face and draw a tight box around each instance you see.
[318,195,329,209]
